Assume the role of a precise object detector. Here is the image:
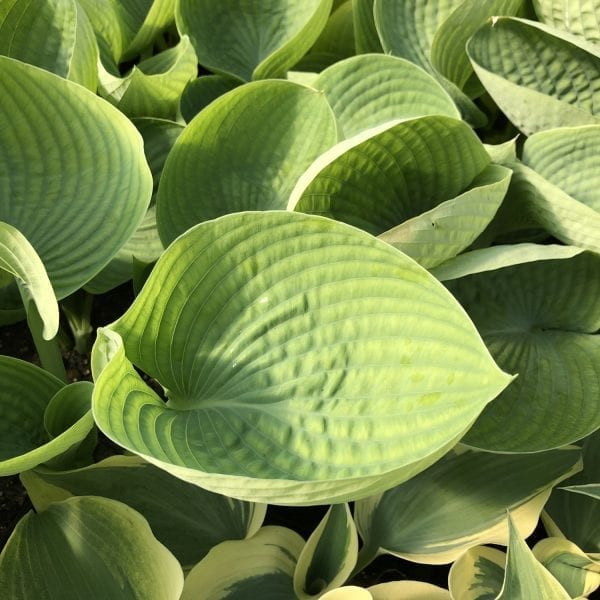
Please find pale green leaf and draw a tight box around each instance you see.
[354,447,580,566]
[560,484,600,500]
[449,545,506,600]
[467,17,600,135]
[497,515,570,599]
[0,57,152,307]
[21,455,265,569]
[533,0,600,44]
[369,581,450,599]
[156,80,338,245]
[99,35,197,119]
[0,496,184,600]
[289,116,490,235]
[378,164,511,269]
[0,357,94,476]
[181,526,304,600]
[322,588,373,599]
[294,504,358,598]
[449,251,600,452]
[533,537,600,598]
[431,243,585,281]
[176,0,333,81]
[352,0,382,53]
[312,54,459,139]
[484,138,518,164]
[0,0,98,90]
[0,222,58,339]
[92,211,510,505]
[179,75,240,122]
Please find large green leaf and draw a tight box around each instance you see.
[0,496,183,600]
[98,35,197,119]
[179,75,240,123]
[0,222,58,339]
[352,0,382,53]
[378,164,511,269]
[156,80,338,245]
[176,0,332,81]
[0,0,98,90]
[0,57,153,308]
[85,118,183,294]
[181,526,304,600]
[294,504,358,598]
[0,357,94,476]
[354,447,581,567]
[448,250,600,452]
[467,17,600,135]
[289,115,490,236]
[20,455,265,569]
[92,211,511,505]
[497,516,570,599]
[533,0,600,44]
[312,54,459,139]
[449,545,506,600]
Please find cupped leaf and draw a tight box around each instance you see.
[85,118,183,294]
[448,250,600,452]
[467,17,600,135]
[0,496,184,600]
[179,75,240,122]
[533,538,600,598]
[312,54,459,139]
[0,57,153,306]
[181,526,304,600]
[176,0,332,81]
[21,455,265,569]
[533,0,600,44]
[0,0,98,90]
[0,357,96,476]
[354,447,581,566]
[156,80,338,245]
[449,545,506,600]
[352,0,382,53]
[289,115,490,236]
[498,515,570,599]
[378,164,511,269]
[98,35,197,119]
[369,581,450,599]
[0,222,58,339]
[294,504,358,598]
[92,211,511,505]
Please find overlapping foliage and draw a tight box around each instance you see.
[0,0,599,598]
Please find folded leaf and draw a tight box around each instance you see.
[92,211,511,505]
[352,0,382,53]
[449,545,506,600]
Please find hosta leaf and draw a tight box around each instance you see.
[354,447,581,566]
[179,75,240,122]
[20,455,265,569]
[0,357,94,476]
[352,0,382,53]
[484,137,518,164]
[0,496,184,600]
[544,430,600,554]
[533,0,600,44]
[289,116,490,236]
[0,222,58,339]
[498,516,570,599]
[0,0,98,90]
[369,581,451,599]
[181,526,304,600]
[99,35,197,119]
[312,54,459,139]
[560,484,600,500]
[378,164,511,269]
[0,57,152,305]
[92,211,511,505]
[156,80,337,245]
[294,504,358,598]
[176,0,332,81]
[449,251,600,452]
[85,118,183,294]
[533,538,600,598]
[449,545,506,600]
[322,588,373,599]
[467,17,600,135]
